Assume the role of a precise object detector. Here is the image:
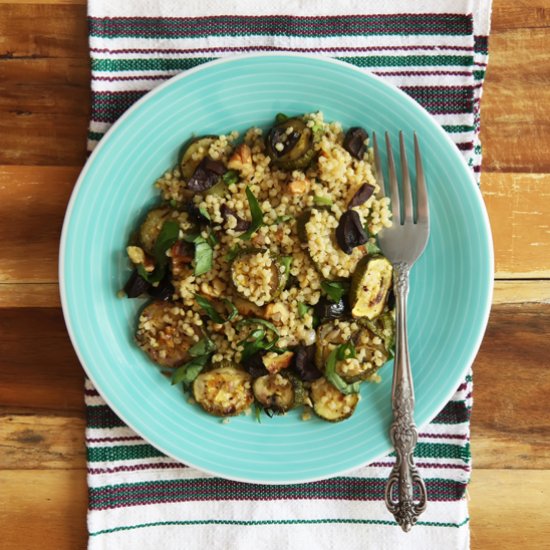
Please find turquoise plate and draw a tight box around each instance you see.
[60,55,493,484]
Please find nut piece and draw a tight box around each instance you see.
[287,178,310,195]
[127,245,146,265]
[228,143,252,171]
[262,351,294,374]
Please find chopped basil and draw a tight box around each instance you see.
[223,298,238,321]
[338,340,356,360]
[193,236,213,276]
[313,195,333,206]
[194,294,224,324]
[171,354,210,386]
[169,199,178,208]
[224,244,241,262]
[254,403,262,423]
[274,214,294,224]
[206,227,219,247]
[275,113,289,124]
[222,170,239,186]
[366,241,382,255]
[137,220,180,283]
[198,207,211,221]
[237,318,280,361]
[280,255,292,277]
[325,346,361,395]
[189,335,216,357]
[321,280,349,303]
[297,302,310,318]
[239,186,264,240]
[182,232,200,243]
[194,294,238,324]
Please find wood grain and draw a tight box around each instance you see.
[0,470,88,550]
[469,470,550,550]
[480,28,550,173]
[0,283,61,307]
[0,166,78,283]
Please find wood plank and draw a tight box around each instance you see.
[480,28,550,173]
[0,166,78,283]
[1,304,548,470]
[0,308,84,413]
[482,172,550,278]
[0,4,87,59]
[1,167,549,282]
[0,414,85,469]
[0,58,89,166]
[491,1,550,32]
[471,303,550,469]
[469,469,550,550]
[0,469,87,550]
[0,283,61,307]
[492,279,550,304]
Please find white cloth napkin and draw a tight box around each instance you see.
[85,1,491,548]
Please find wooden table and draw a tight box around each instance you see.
[1,1,549,547]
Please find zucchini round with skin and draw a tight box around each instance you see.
[139,207,173,255]
[230,248,289,306]
[180,136,217,181]
[136,301,201,367]
[253,373,294,413]
[266,118,315,170]
[193,366,254,416]
[350,256,393,319]
[310,377,359,422]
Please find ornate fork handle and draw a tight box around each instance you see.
[385,262,427,532]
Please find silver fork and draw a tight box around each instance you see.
[373,131,430,531]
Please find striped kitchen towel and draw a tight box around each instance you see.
[85,1,491,548]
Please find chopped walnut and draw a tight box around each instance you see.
[228,143,252,171]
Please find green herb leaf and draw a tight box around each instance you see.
[169,199,178,208]
[325,347,361,395]
[239,186,264,240]
[254,403,262,423]
[223,299,238,321]
[182,232,201,243]
[206,227,219,247]
[366,241,381,255]
[189,335,216,357]
[224,244,241,262]
[171,354,210,386]
[338,340,356,360]
[236,317,280,337]
[280,255,292,277]
[275,113,289,124]
[153,220,180,265]
[194,294,224,323]
[274,215,294,224]
[193,236,213,276]
[198,207,211,221]
[223,170,239,186]
[313,195,333,206]
[321,280,349,303]
[297,302,310,318]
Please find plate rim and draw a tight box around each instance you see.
[59,53,494,484]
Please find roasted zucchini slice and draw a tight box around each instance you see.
[230,248,289,306]
[253,373,294,413]
[350,256,393,319]
[180,136,217,181]
[139,207,174,255]
[193,366,254,417]
[310,377,359,422]
[136,301,201,367]
[266,118,315,170]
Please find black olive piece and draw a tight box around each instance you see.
[188,157,226,192]
[292,345,323,382]
[343,127,369,159]
[242,351,269,378]
[148,273,175,302]
[387,288,396,310]
[186,201,211,225]
[220,204,251,232]
[348,183,375,208]
[123,269,151,298]
[267,127,301,158]
[336,210,369,255]
[314,296,349,322]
